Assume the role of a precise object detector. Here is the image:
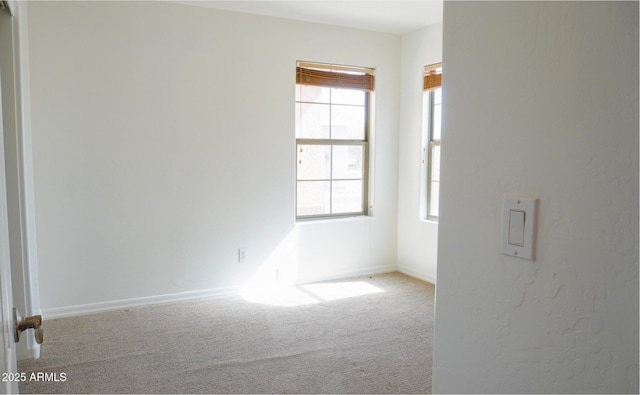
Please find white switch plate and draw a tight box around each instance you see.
[508,209,525,246]
[502,196,538,261]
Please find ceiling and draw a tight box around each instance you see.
[175,1,443,35]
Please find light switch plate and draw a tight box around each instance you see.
[502,196,538,261]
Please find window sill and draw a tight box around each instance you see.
[296,214,371,224]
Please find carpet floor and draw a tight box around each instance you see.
[18,271,434,394]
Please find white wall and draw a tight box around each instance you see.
[433,2,638,393]
[396,23,442,283]
[27,1,401,315]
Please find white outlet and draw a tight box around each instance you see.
[238,248,247,263]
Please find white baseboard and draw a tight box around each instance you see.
[42,285,239,320]
[296,264,397,285]
[42,265,398,320]
[29,343,40,360]
[397,265,436,284]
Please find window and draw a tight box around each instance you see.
[422,63,442,220]
[295,62,374,219]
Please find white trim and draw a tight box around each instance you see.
[397,265,436,285]
[42,265,398,320]
[423,62,443,73]
[43,286,240,320]
[321,264,397,281]
[28,342,39,359]
[295,264,397,285]
[0,62,19,393]
[298,61,375,75]
[8,1,42,360]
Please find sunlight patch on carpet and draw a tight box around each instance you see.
[302,281,384,301]
[240,281,384,307]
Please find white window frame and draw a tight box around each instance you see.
[295,62,373,220]
[421,63,442,221]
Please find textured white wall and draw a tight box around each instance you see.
[396,23,442,283]
[27,1,400,313]
[433,2,638,393]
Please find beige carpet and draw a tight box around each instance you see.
[18,272,434,394]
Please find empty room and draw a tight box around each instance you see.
[0,1,638,394]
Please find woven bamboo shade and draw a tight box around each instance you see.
[423,71,442,91]
[296,66,374,91]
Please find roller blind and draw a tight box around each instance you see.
[296,64,374,91]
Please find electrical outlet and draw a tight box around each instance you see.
[238,248,247,263]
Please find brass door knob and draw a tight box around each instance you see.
[13,308,44,344]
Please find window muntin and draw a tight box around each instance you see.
[295,62,372,219]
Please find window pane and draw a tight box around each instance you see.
[297,103,330,139]
[421,91,430,140]
[332,145,363,180]
[297,181,331,216]
[332,88,365,105]
[331,180,363,214]
[298,85,331,103]
[432,103,441,140]
[434,88,442,105]
[429,181,439,218]
[331,105,365,139]
[430,145,440,182]
[297,145,331,180]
